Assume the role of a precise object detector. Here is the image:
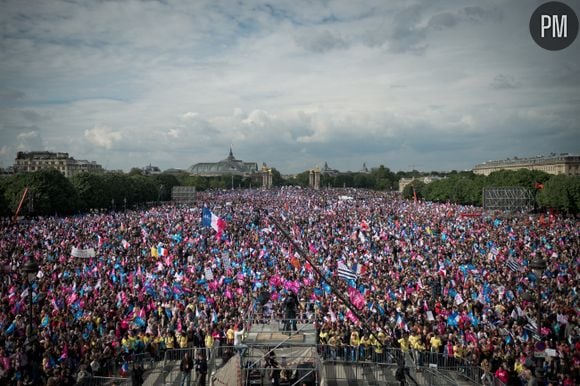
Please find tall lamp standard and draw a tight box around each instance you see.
[529,255,547,380]
[22,260,39,384]
[22,260,39,339]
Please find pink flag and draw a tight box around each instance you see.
[348,287,365,310]
[67,292,78,305]
[208,280,219,292]
[269,274,282,287]
[346,309,359,324]
[309,243,317,254]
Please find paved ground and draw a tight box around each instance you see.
[140,323,480,386]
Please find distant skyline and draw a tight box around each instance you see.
[1,0,579,174]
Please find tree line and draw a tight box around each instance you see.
[0,167,578,216]
[401,169,580,213]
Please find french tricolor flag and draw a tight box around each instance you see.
[202,207,226,239]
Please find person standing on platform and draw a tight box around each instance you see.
[180,352,193,386]
[194,351,208,386]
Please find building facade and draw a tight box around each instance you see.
[321,161,340,176]
[473,154,580,176]
[398,176,444,193]
[188,148,258,177]
[14,151,104,177]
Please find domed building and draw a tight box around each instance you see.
[188,148,258,177]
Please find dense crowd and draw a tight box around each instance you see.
[0,188,578,386]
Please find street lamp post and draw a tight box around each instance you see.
[22,261,39,338]
[529,255,547,380]
[22,260,39,384]
[158,184,165,202]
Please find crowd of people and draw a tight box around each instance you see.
[0,188,578,386]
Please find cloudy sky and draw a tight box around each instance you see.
[0,0,578,174]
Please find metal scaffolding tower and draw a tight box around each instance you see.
[482,186,535,211]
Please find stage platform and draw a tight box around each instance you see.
[246,321,317,345]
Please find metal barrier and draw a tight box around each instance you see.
[422,367,459,386]
[75,376,132,386]
[95,351,157,378]
[316,344,508,386]
[81,343,506,386]
[240,344,321,386]
[420,352,507,386]
[323,361,402,386]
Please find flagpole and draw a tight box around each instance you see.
[269,215,387,347]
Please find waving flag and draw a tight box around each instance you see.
[506,259,522,272]
[202,207,226,238]
[337,261,357,281]
[348,287,366,309]
[352,263,367,276]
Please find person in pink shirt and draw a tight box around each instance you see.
[494,362,509,385]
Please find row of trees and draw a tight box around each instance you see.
[1,167,578,216]
[0,170,181,216]
[0,168,289,216]
[401,169,580,212]
[294,165,412,190]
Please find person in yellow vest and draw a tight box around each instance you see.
[453,341,464,360]
[177,330,188,349]
[204,329,214,360]
[163,330,175,350]
[428,332,442,365]
[327,332,340,361]
[153,332,164,359]
[319,326,330,359]
[398,331,410,367]
[121,332,132,353]
[413,334,426,366]
[226,325,235,346]
[430,333,442,353]
[141,331,152,348]
[408,331,421,366]
[350,329,360,362]
[359,333,370,361]
[372,332,385,363]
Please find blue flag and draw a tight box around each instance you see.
[202,207,212,227]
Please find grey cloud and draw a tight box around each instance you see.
[381,4,503,53]
[426,6,502,31]
[295,30,348,53]
[21,110,47,123]
[490,74,522,90]
[0,89,25,102]
[428,12,460,30]
[0,0,577,173]
[388,4,428,54]
[461,6,503,23]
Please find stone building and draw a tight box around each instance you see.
[473,154,580,176]
[14,151,104,177]
[188,148,258,177]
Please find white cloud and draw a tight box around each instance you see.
[16,131,39,140]
[84,125,122,149]
[14,129,43,151]
[182,112,199,121]
[167,128,180,139]
[0,0,577,173]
